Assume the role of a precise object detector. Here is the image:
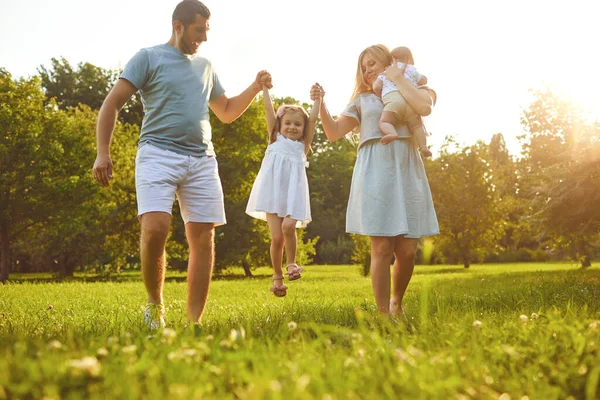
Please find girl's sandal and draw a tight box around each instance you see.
[285,264,304,281]
[270,275,288,297]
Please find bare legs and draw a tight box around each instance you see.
[379,103,431,157]
[379,111,400,144]
[140,212,216,324]
[369,235,418,315]
[185,222,215,323]
[266,214,299,295]
[140,212,171,305]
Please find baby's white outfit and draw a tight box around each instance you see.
[378,62,423,97]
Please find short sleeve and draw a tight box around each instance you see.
[120,49,149,90]
[209,70,225,101]
[341,97,361,123]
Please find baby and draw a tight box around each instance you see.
[373,46,432,156]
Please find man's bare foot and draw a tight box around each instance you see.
[419,147,432,157]
[381,134,399,145]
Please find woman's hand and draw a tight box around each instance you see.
[384,59,407,83]
[310,83,324,101]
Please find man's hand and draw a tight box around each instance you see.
[255,70,272,91]
[92,154,113,187]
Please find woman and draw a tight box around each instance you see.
[310,44,439,315]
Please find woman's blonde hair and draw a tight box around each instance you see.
[350,44,392,101]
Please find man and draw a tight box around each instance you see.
[92,0,272,329]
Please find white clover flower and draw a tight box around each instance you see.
[121,345,137,354]
[96,347,109,357]
[183,348,197,358]
[531,313,539,319]
[47,340,62,350]
[589,321,599,330]
[269,380,283,392]
[162,328,177,339]
[209,365,222,375]
[68,357,101,377]
[519,315,528,323]
[107,336,119,346]
[296,375,311,391]
[473,320,483,328]
[287,321,298,331]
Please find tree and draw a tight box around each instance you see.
[427,137,502,268]
[210,97,272,275]
[38,57,143,126]
[305,122,356,263]
[520,88,600,267]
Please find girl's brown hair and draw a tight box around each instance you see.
[269,105,310,145]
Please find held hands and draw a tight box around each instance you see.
[92,154,113,187]
[255,70,273,91]
[310,83,324,101]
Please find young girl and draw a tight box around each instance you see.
[246,86,320,297]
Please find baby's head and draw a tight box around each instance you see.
[390,46,415,65]
[270,105,310,143]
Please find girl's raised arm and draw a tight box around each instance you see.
[263,86,276,136]
[304,95,321,154]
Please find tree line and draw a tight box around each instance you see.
[1,58,598,281]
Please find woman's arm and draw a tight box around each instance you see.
[304,95,321,154]
[310,83,358,142]
[385,64,436,116]
[263,86,276,135]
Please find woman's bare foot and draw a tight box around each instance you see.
[389,298,405,317]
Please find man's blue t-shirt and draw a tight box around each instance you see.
[120,43,225,156]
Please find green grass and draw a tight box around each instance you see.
[1,263,599,399]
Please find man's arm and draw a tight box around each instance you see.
[209,70,272,124]
[92,78,138,187]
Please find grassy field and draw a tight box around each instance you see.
[1,263,599,399]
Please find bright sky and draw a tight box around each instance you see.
[2,0,599,156]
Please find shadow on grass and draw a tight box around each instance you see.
[5,272,274,284]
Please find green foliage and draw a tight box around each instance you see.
[38,57,143,126]
[305,124,356,263]
[210,97,272,272]
[318,234,354,264]
[427,137,503,268]
[519,88,600,267]
[351,234,371,276]
[294,230,319,267]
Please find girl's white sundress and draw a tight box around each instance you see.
[246,133,311,228]
[342,93,439,237]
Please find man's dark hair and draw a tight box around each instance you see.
[172,0,210,27]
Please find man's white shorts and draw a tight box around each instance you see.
[135,143,226,225]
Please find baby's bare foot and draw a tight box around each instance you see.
[419,147,432,157]
[381,134,399,145]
